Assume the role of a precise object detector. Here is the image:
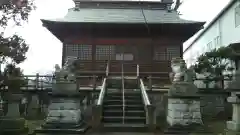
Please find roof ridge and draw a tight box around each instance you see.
[73,0,172,3]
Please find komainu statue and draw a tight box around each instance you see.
[169,57,196,83]
[52,57,78,94]
[168,57,198,97]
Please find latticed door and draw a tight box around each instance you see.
[95,45,115,71]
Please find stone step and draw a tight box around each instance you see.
[102,116,146,124]
[104,100,123,105]
[103,105,144,111]
[103,110,145,117]
[103,110,123,117]
[103,105,124,110]
[125,105,145,111]
[105,95,142,100]
[102,123,149,132]
[103,99,143,105]
[125,99,143,105]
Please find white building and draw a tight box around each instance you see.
[183,0,240,67]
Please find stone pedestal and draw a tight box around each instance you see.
[225,95,240,135]
[27,95,40,119]
[35,83,88,134]
[167,97,202,126]
[164,82,208,134]
[0,93,28,134]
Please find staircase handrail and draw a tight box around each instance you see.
[139,79,150,105]
[97,78,107,105]
[139,78,155,129]
[137,64,139,77]
[106,61,109,77]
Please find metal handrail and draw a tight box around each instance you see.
[121,63,125,124]
[106,61,109,77]
[139,79,150,105]
[137,64,139,77]
[97,78,107,105]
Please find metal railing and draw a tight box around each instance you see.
[106,61,109,77]
[97,78,107,105]
[139,78,155,130]
[139,79,150,105]
[137,64,139,77]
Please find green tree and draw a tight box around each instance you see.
[193,46,235,88]
[2,64,27,92]
[0,0,35,91]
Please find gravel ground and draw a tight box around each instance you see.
[21,120,226,135]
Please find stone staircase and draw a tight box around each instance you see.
[102,90,148,132]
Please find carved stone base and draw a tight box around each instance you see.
[167,98,202,126]
[35,123,88,134]
[0,117,28,134]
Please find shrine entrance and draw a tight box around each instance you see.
[107,45,137,76]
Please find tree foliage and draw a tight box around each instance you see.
[0,0,35,91]
[193,46,235,82]
[2,64,27,92]
[0,0,35,65]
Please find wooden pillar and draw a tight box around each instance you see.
[62,43,66,67]
[91,24,96,71]
[180,43,183,58]
[92,44,96,71]
[150,39,154,73]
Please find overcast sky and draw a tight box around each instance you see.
[14,0,231,75]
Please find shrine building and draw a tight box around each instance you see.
[41,0,204,81]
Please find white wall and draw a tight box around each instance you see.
[184,21,220,66]
[184,1,240,67]
[221,1,240,46]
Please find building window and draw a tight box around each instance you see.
[214,36,221,48]
[116,53,133,61]
[235,4,240,27]
[96,45,115,60]
[78,45,92,60]
[154,46,180,61]
[65,44,79,58]
[65,44,92,60]
[154,46,166,60]
[166,47,180,60]
[207,41,213,50]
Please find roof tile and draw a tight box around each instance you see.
[49,8,200,24]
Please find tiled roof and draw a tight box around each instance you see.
[47,8,200,24]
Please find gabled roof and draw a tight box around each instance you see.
[41,0,203,24]
[43,8,202,24]
[183,0,236,53]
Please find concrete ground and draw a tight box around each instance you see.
[25,120,226,135]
